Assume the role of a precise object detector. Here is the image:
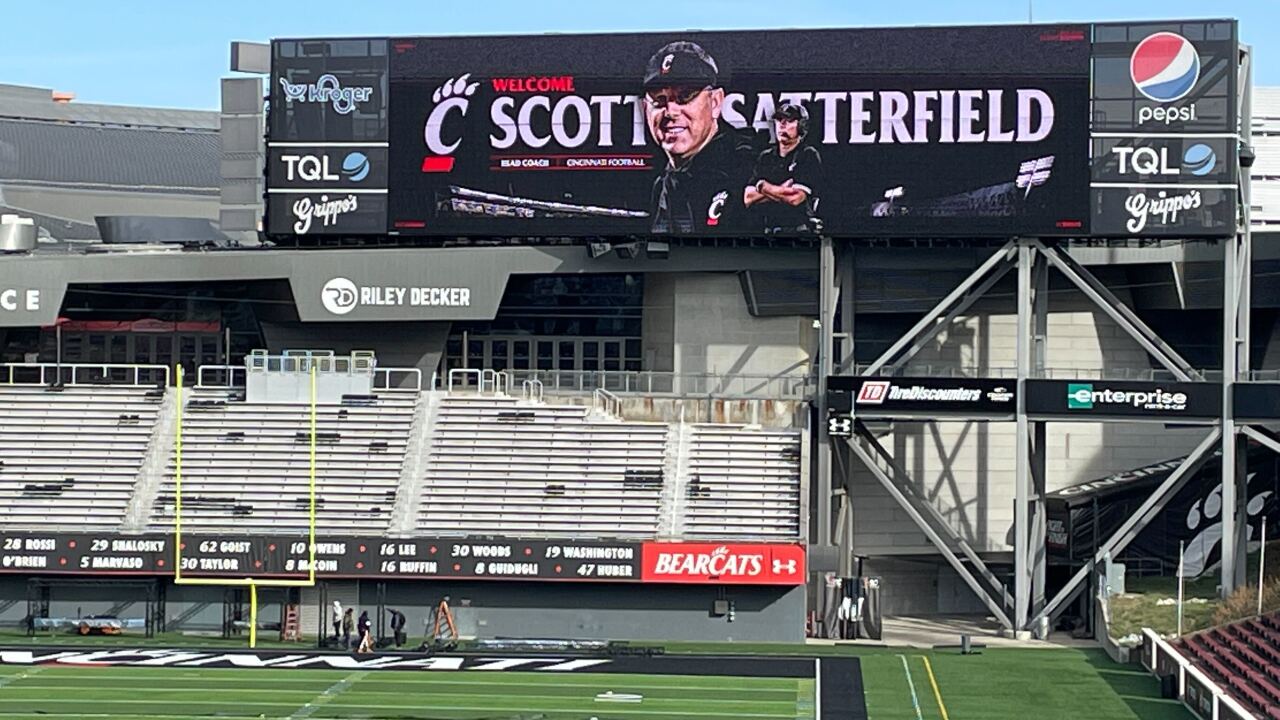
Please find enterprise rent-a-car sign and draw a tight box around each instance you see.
[1025,379,1221,421]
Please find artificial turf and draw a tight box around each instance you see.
[0,643,1188,719]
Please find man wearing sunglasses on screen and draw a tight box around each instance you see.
[643,41,755,234]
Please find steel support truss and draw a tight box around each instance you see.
[823,233,1247,635]
[814,43,1256,637]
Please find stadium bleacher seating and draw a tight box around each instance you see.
[1175,612,1280,719]
[683,424,803,540]
[147,388,419,534]
[1,363,805,542]
[0,384,164,528]
[418,394,670,537]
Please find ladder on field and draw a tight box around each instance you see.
[282,604,302,642]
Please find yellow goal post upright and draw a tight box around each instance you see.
[173,362,319,648]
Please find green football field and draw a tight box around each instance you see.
[0,646,1189,720]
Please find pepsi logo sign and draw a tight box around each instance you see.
[1131,32,1200,103]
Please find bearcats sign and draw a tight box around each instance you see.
[640,542,805,585]
[0,532,805,587]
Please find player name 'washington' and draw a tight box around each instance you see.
[479,89,1055,149]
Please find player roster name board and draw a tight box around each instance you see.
[0,533,805,586]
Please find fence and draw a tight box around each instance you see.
[2,362,169,387]
[1142,628,1256,720]
[493,369,815,400]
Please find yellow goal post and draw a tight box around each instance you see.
[172,363,319,648]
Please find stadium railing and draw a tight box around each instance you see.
[447,368,509,395]
[1142,628,1257,720]
[851,364,1217,381]
[496,369,815,400]
[521,378,544,403]
[593,388,622,418]
[3,362,169,387]
[195,363,422,392]
[374,368,423,392]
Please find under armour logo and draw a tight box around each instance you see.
[773,559,797,574]
[827,416,852,437]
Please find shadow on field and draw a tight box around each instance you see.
[1085,651,1192,720]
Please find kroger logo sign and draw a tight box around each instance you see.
[279,74,374,115]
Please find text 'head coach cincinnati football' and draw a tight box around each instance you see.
[643,40,755,234]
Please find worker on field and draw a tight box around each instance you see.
[387,607,407,648]
[357,610,373,653]
[331,600,343,645]
[341,607,354,649]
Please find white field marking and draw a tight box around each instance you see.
[7,674,790,692]
[0,665,45,689]
[898,654,924,720]
[287,670,368,720]
[0,696,801,717]
[815,658,822,719]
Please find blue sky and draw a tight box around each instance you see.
[0,0,1271,109]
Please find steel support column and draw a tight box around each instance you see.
[1030,256,1049,634]
[1222,235,1243,594]
[836,244,856,577]
[1222,44,1255,595]
[1014,240,1034,634]
[815,237,836,552]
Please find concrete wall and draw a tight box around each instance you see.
[0,577,805,644]
[643,272,813,379]
[260,321,450,386]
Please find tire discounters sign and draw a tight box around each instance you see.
[826,376,1016,417]
[640,542,805,585]
[0,533,805,586]
[1024,379,1221,421]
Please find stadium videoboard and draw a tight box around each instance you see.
[267,20,1237,239]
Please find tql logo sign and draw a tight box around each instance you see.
[1110,143,1217,177]
[281,152,371,183]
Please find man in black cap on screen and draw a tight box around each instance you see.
[745,103,824,234]
[643,41,755,234]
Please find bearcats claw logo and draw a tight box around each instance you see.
[706,190,728,226]
[422,73,481,171]
[1131,32,1201,103]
